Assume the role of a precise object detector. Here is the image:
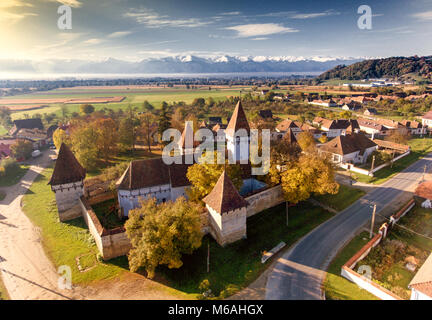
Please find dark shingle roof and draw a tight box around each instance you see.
[48,143,86,185]
[116,157,193,190]
[203,171,247,213]
[9,118,44,135]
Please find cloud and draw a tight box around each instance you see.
[225,23,298,38]
[251,37,269,41]
[83,38,104,45]
[413,11,432,20]
[125,8,211,28]
[290,9,340,19]
[220,11,241,16]
[45,0,83,8]
[0,11,36,22]
[108,31,132,38]
[0,0,33,8]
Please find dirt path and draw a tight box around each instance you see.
[0,151,182,300]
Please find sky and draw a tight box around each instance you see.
[0,0,432,61]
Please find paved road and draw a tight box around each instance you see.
[266,153,432,300]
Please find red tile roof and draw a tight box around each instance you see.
[320,133,377,156]
[414,181,432,200]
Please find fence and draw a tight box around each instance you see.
[340,199,415,300]
[340,150,411,177]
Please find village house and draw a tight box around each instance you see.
[341,101,362,111]
[421,111,432,128]
[15,128,48,149]
[400,120,427,135]
[319,119,359,138]
[364,108,377,116]
[319,133,378,165]
[8,118,44,136]
[357,118,389,137]
[408,252,432,300]
[0,139,16,160]
[308,98,337,108]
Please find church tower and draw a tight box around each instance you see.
[226,100,250,163]
[48,143,86,221]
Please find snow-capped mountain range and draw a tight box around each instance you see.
[0,55,364,75]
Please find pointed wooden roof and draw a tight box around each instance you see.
[203,171,248,213]
[226,100,250,134]
[48,143,86,186]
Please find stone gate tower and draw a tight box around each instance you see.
[48,143,86,221]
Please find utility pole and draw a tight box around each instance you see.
[286,201,289,227]
[423,164,427,181]
[370,155,376,173]
[370,204,376,239]
[207,240,210,273]
[391,150,395,168]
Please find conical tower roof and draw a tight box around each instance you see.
[203,171,247,213]
[48,143,86,186]
[226,100,250,134]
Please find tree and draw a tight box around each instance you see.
[95,118,118,163]
[80,104,95,115]
[142,100,154,113]
[318,135,328,144]
[138,113,157,152]
[10,139,33,160]
[125,197,203,278]
[70,125,99,170]
[0,106,12,128]
[385,129,409,145]
[296,131,316,153]
[158,102,172,144]
[52,128,70,150]
[281,153,339,204]
[60,105,69,119]
[118,117,135,151]
[186,152,243,202]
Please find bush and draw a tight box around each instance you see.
[1,158,19,175]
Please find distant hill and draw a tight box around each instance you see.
[317,56,432,81]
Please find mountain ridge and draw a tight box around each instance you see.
[0,55,363,75]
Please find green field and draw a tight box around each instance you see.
[7,87,247,120]
[0,164,29,187]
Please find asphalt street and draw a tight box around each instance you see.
[265,153,432,300]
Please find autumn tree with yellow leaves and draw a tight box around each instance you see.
[125,197,203,278]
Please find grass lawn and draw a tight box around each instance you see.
[0,274,9,300]
[359,205,432,299]
[0,191,5,201]
[315,184,365,212]
[158,202,335,298]
[0,125,7,136]
[92,199,124,229]
[351,137,432,185]
[0,164,29,187]
[324,231,378,300]
[22,167,129,284]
